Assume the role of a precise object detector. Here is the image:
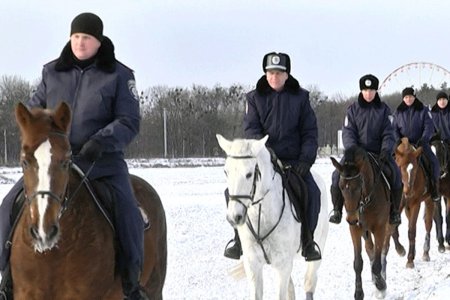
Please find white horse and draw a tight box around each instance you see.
[217,134,328,300]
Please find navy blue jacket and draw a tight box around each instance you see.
[342,93,395,154]
[393,99,434,144]
[27,37,140,179]
[243,75,318,167]
[431,103,450,142]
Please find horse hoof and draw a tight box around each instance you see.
[305,292,313,300]
[423,253,430,261]
[355,291,364,300]
[374,275,386,291]
[438,245,445,253]
[406,261,414,268]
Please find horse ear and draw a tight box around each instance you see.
[216,134,232,154]
[15,102,33,130]
[53,102,72,132]
[330,156,343,173]
[251,135,269,156]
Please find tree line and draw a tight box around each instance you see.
[0,74,448,165]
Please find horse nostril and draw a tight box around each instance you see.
[30,226,39,240]
[48,225,59,239]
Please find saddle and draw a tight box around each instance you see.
[267,148,306,223]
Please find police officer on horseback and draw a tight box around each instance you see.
[431,91,450,172]
[329,74,402,226]
[392,87,441,202]
[0,13,148,300]
[223,52,322,262]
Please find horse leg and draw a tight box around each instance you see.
[433,199,445,253]
[406,203,420,268]
[446,198,450,247]
[391,225,406,256]
[273,259,294,300]
[243,257,264,300]
[423,199,434,261]
[350,227,364,300]
[371,230,387,298]
[304,260,321,300]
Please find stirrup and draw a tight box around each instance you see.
[302,241,322,261]
[223,239,242,260]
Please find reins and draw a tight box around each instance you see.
[226,153,285,264]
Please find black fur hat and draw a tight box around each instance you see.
[359,74,379,90]
[70,12,103,41]
[436,91,449,101]
[262,52,291,73]
[402,87,415,98]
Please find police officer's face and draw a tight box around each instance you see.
[70,33,101,60]
[403,95,415,106]
[266,70,288,92]
[361,89,377,102]
[437,98,448,109]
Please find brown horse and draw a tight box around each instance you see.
[430,137,450,251]
[393,137,434,268]
[10,102,167,299]
[331,145,391,300]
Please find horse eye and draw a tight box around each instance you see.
[246,172,252,179]
[21,160,29,169]
[61,160,71,170]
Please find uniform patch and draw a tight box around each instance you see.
[245,101,249,114]
[388,115,393,124]
[344,116,349,127]
[127,80,139,101]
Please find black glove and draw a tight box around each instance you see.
[79,139,103,162]
[379,150,391,162]
[295,162,311,177]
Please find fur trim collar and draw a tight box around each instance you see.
[431,103,450,113]
[256,74,300,95]
[357,92,381,108]
[54,36,116,73]
[396,98,424,112]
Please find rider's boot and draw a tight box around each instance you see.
[430,180,441,202]
[0,264,13,300]
[121,264,149,300]
[224,229,242,260]
[301,225,321,261]
[329,186,344,224]
[389,188,402,225]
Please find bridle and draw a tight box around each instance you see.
[226,154,285,264]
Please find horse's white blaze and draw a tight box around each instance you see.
[34,139,52,240]
[407,163,413,178]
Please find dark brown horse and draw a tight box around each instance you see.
[10,102,167,299]
[331,145,391,300]
[393,137,434,268]
[430,137,450,251]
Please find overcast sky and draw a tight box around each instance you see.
[2,0,450,98]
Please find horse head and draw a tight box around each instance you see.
[395,137,423,196]
[331,146,370,224]
[216,134,270,227]
[15,102,72,252]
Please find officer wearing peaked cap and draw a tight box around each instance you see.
[329,74,403,226]
[223,51,322,262]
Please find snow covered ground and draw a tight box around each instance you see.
[1,157,449,299]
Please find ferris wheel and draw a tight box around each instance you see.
[378,62,450,96]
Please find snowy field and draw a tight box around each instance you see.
[1,157,449,299]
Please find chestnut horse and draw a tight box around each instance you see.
[331,146,392,300]
[393,137,434,268]
[430,137,450,251]
[10,102,167,299]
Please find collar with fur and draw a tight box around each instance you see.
[396,98,424,112]
[431,103,450,113]
[256,74,300,95]
[357,92,381,108]
[54,36,116,73]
